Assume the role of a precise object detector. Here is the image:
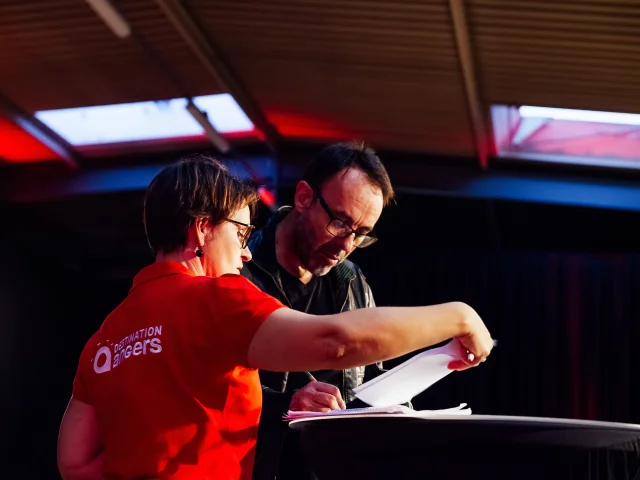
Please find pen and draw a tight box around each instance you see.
[305,372,317,382]
[467,339,499,362]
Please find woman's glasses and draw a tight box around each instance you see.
[226,219,255,249]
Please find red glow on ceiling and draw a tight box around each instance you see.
[0,117,60,163]
[268,112,355,140]
[222,128,260,140]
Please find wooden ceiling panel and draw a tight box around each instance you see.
[469,0,640,114]
[116,0,221,98]
[187,0,476,157]
[0,0,222,112]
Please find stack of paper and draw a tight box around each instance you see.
[285,404,412,420]
[352,339,462,407]
[284,403,471,421]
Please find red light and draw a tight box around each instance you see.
[266,111,355,140]
[0,116,61,163]
[258,186,276,207]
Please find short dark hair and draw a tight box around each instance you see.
[144,155,259,255]
[302,141,394,206]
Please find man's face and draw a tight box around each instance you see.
[293,168,384,276]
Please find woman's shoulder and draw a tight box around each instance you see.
[187,273,267,298]
[182,273,285,324]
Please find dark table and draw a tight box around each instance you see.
[289,414,640,480]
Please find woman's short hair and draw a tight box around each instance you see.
[144,155,259,255]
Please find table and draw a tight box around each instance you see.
[289,414,640,480]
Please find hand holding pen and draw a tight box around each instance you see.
[289,372,346,412]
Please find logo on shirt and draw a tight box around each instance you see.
[93,325,163,374]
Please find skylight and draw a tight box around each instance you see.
[519,106,640,126]
[492,105,640,169]
[34,93,254,147]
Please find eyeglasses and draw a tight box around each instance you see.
[312,189,378,248]
[226,219,255,249]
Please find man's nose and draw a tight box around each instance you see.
[241,246,252,262]
[337,233,356,251]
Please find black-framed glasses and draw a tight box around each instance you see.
[226,219,255,249]
[312,189,378,248]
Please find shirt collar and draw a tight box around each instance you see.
[252,206,292,272]
[131,261,194,290]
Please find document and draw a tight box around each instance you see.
[284,403,471,421]
[352,338,463,407]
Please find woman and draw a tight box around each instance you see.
[57,155,493,480]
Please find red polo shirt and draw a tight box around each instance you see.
[72,262,285,480]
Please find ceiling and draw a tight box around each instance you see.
[4,0,640,278]
[2,0,640,167]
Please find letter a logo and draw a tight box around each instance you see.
[93,346,112,374]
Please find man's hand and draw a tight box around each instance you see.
[289,381,346,412]
[448,303,494,371]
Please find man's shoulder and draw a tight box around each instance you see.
[334,258,367,282]
[243,224,271,281]
[247,224,265,252]
[248,206,291,253]
[240,258,259,277]
[344,258,364,274]
[333,258,375,310]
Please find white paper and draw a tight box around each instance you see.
[284,403,471,421]
[352,339,461,407]
[410,403,472,418]
[284,404,411,420]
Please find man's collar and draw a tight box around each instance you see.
[251,205,292,273]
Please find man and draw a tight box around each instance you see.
[242,141,396,480]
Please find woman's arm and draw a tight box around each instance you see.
[247,301,493,372]
[58,397,104,480]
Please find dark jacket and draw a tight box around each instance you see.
[242,207,386,480]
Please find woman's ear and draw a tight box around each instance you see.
[294,180,315,212]
[194,217,209,248]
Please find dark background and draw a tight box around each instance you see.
[3,169,640,478]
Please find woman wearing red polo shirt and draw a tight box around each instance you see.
[58,156,493,480]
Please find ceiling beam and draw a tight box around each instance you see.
[185,100,231,154]
[0,94,80,169]
[449,0,491,169]
[154,0,281,153]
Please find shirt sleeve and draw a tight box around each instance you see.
[72,337,96,405]
[206,274,287,367]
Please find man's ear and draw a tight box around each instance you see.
[294,180,315,212]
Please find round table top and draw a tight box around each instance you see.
[289,413,640,433]
[289,414,640,480]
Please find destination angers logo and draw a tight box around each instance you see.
[93,326,163,374]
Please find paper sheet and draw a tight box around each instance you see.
[284,404,412,420]
[352,339,462,407]
[284,403,471,421]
